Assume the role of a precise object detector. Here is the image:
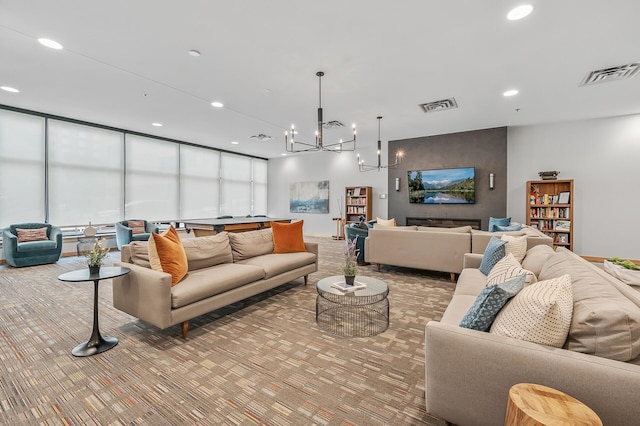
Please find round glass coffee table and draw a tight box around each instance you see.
[316,275,389,337]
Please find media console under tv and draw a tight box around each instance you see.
[406,217,481,230]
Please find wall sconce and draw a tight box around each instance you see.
[395,177,401,191]
[489,173,495,190]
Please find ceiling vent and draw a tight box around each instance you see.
[322,120,345,129]
[249,133,273,141]
[419,97,458,113]
[580,63,639,86]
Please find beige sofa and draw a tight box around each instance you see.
[425,247,640,426]
[364,225,552,282]
[113,229,318,338]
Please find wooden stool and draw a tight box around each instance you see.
[505,383,602,426]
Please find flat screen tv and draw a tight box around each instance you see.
[407,167,475,204]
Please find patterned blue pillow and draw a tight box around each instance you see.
[488,216,511,232]
[459,274,527,331]
[479,236,507,275]
[495,223,523,232]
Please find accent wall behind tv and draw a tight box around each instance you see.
[388,127,507,231]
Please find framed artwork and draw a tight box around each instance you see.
[290,180,329,213]
[558,191,570,204]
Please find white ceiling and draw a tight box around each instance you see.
[1,1,639,159]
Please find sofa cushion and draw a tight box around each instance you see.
[16,227,48,242]
[501,234,527,263]
[17,240,57,252]
[181,233,233,271]
[486,253,537,286]
[228,228,274,261]
[539,249,640,361]
[490,274,573,347]
[171,263,266,308]
[454,268,488,297]
[488,217,511,232]
[374,224,417,230]
[522,244,556,277]
[129,241,152,268]
[237,252,316,279]
[459,274,526,331]
[376,217,397,227]
[479,237,507,275]
[272,220,306,254]
[130,233,152,242]
[417,226,472,233]
[148,226,188,286]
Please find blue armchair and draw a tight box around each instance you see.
[115,220,159,250]
[2,223,63,267]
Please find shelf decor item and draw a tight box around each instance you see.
[538,170,560,180]
[86,239,109,274]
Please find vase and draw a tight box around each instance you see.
[89,265,101,275]
[344,275,356,286]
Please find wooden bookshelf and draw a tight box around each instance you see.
[345,186,372,224]
[526,179,574,251]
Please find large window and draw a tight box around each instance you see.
[48,120,124,225]
[221,153,251,216]
[125,135,179,221]
[252,158,268,215]
[0,110,45,228]
[180,145,220,219]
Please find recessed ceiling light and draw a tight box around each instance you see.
[1,86,20,93]
[503,89,519,97]
[231,141,239,145]
[188,49,201,57]
[507,5,533,20]
[281,153,287,156]
[211,101,224,108]
[38,38,63,50]
[152,122,163,127]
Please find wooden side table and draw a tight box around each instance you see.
[505,383,602,426]
[332,217,345,240]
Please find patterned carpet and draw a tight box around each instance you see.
[0,236,454,425]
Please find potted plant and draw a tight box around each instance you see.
[86,238,109,274]
[342,237,359,286]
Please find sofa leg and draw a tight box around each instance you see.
[304,275,308,286]
[450,273,456,283]
[181,321,189,339]
[376,263,381,272]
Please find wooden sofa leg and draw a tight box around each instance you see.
[304,275,308,286]
[450,273,456,283]
[376,263,381,272]
[181,321,189,339]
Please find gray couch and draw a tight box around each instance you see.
[113,229,318,338]
[425,247,640,426]
[364,225,552,282]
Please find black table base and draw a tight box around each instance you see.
[72,336,118,357]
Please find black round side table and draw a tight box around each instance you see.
[58,266,130,357]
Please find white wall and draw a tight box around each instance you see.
[507,114,640,258]
[268,150,387,236]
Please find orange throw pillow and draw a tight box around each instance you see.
[272,220,306,254]
[148,226,188,286]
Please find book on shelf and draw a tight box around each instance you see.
[331,280,367,292]
[554,220,571,230]
[353,187,361,196]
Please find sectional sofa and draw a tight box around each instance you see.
[113,229,318,338]
[425,246,640,426]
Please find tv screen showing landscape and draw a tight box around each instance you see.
[407,167,475,204]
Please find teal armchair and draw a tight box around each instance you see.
[115,220,159,250]
[2,223,63,267]
[344,221,375,264]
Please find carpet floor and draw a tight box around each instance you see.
[0,236,454,425]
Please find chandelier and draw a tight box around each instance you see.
[285,71,356,153]
[357,116,402,172]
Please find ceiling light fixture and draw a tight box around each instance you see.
[1,86,20,93]
[38,38,63,49]
[152,122,163,127]
[188,49,201,57]
[357,116,402,172]
[507,5,533,20]
[231,141,239,145]
[211,101,224,108]
[503,89,519,97]
[285,71,356,153]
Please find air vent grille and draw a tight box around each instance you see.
[419,97,458,113]
[323,120,345,128]
[580,63,639,86]
[249,133,273,141]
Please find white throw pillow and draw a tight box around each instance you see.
[486,253,537,286]
[490,274,573,348]
[501,234,527,263]
[375,217,397,227]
